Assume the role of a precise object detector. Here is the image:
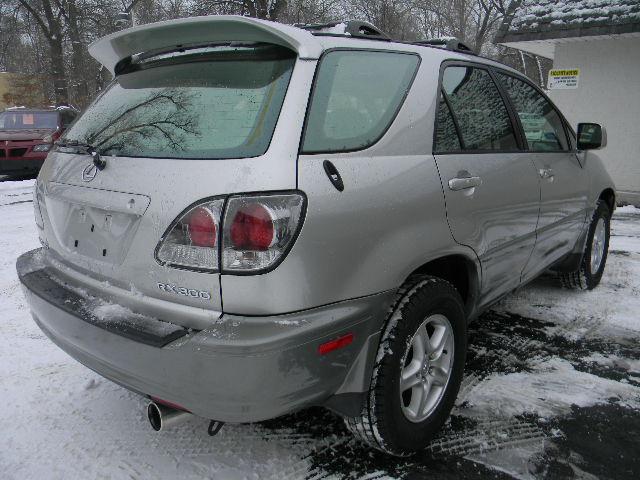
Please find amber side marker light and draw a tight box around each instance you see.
[318,333,354,355]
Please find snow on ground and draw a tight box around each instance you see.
[1,176,639,479]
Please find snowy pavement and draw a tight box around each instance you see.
[1,176,639,479]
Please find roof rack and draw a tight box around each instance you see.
[413,38,476,55]
[295,20,391,42]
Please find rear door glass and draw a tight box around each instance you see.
[302,50,419,153]
[497,73,569,151]
[434,91,462,152]
[62,45,295,159]
[441,66,518,151]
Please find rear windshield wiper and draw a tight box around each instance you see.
[56,139,107,170]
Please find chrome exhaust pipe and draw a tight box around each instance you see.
[147,401,191,431]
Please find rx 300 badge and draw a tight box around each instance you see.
[157,282,211,300]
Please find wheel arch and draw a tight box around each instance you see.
[599,188,615,213]
[405,254,480,318]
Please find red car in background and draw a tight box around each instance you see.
[0,107,77,176]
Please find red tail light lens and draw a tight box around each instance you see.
[230,203,274,250]
[222,193,305,273]
[155,199,223,271]
[188,206,217,248]
[155,193,305,274]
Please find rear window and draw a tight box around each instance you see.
[0,111,58,130]
[62,45,295,159]
[439,66,518,152]
[301,50,419,153]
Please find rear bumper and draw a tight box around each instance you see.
[18,248,392,422]
[0,158,45,174]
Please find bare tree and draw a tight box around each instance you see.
[191,1,288,20]
[3,0,545,108]
[16,0,69,103]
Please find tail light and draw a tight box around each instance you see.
[155,199,224,271]
[222,193,305,273]
[155,193,305,274]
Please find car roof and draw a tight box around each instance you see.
[89,15,522,79]
[313,34,523,76]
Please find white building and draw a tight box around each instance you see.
[496,0,640,205]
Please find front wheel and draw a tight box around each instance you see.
[560,200,611,290]
[345,276,467,456]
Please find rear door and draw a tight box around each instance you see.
[433,64,540,306]
[495,72,589,279]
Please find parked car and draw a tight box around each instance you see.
[17,16,615,456]
[0,106,77,176]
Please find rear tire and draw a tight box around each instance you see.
[345,276,467,456]
[560,200,611,290]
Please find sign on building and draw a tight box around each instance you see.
[548,68,580,90]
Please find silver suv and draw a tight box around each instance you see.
[17,16,615,455]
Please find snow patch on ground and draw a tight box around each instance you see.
[463,357,640,418]
[493,215,640,334]
[2,177,640,479]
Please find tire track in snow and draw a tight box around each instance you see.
[427,417,550,458]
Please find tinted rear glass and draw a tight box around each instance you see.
[302,50,419,153]
[62,45,295,159]
[434,92,462,152]
[497,73,569,152]
[441,66,518,151]
[0,111,58,130]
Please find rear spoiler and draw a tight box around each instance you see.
[89,15,323,75]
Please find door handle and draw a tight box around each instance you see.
[539,168,554,180]
[448,175,482,191]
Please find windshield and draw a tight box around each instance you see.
[0,111,58,130]
[62,45,296,159]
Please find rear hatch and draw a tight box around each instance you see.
[36,42,310,328]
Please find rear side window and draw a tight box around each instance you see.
[440,66,518,152]
[302,50,419,153]
[62,45,295,159]
[434,92,462,152]
[497,73,569,151]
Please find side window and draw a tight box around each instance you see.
[497,73,569,151]
[60,111,76,128]
[302,50,419,153]
[441,66,518,151]
[434,91,462,152]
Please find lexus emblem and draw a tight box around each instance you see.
[82,163,98,182]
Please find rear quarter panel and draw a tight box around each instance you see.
[221,52,479,315]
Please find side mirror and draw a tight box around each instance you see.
[577,123,607,150]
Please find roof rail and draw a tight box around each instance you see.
[295,20,391,42]
[413,38,476,55]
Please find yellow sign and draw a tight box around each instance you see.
[548,68,580,90]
